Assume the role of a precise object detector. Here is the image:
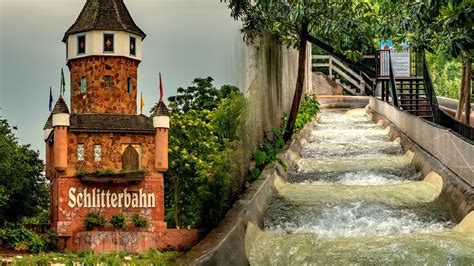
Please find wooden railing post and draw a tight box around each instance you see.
[329,56,333,79]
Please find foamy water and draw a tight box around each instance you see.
[248,109,468,265]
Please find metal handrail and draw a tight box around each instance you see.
[388,51,399,107]
[421,51,439,123]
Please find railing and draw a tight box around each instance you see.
[421,51,473,140]
[312,55,366,95]
[388,51,399,107]
[421,52,438,122]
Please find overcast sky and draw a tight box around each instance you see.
[0,0,245,159]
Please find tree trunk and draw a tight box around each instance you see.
[283,20,309,142]
[456,56,471,125]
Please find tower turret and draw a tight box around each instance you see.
[152,101,170,172]
[63,0,146,115]
[51,96,70,172]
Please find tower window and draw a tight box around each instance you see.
[77,35,86,55]
[127,77,132,94]
[80,77,87,93]
[130,36,136,56]
[94,145,101,162]
[77,144,84,161]
[104,76,112,89]
[103,33,114,53]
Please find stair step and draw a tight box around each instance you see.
[399,99,429,101]
[403,110,431,113]
[400,104,431,107]
[398,93,427,96]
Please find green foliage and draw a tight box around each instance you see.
[0,226,46,253]
[225,0,378,59]
[0,118,48,225]
[131,214,148,228]
[84,212,106,230]
[208,92,246,141]
[294,94,320,132]
[11,249,181,265]
[392,0,473,59]
[249,95,319,181]
[156,78,245,230]
[253,149,267,167]
[426,51,462,99]
[282,94,320,134]
[165,77,240,113]
[110,214,126,229]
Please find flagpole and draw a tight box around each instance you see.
[159,72,164,102]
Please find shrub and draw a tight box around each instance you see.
[110,214,126,229]
[84,212,106,230]
[0,226,46,253]
[131,214,148,228]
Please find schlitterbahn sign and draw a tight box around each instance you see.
[68,188,156,208]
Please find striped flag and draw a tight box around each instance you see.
[159,73,164,101]
[140,91,144,114]
[60,68,66,95]
[49,86,53,112]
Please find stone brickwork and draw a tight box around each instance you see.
[68,56,139,114]
[71,229,199,253]
[50,174,170,250]
[66,132,155,175]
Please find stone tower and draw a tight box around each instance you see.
[43,0,198,253]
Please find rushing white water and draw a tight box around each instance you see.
[248,108,470,265]
[264,201,452,238]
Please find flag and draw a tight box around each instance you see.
[60,68,66,95]
[159,72,164,101]
[140,91,144,114]
[49,86,53,112]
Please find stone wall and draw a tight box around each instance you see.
[68,56,139,114]
[369,97,474,187]
[239,34,312,146]
[66,132,155,175]
[312,72,343,95]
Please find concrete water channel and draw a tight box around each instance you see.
[247,108,474,264]
[182,97,474,265]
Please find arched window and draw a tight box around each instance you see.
[122,144,139,169]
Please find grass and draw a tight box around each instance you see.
[2,249,181,265]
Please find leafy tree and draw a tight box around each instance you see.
[426,51,462,99]
[224,0,378,142]
[396,0,473,124]
[153,78,244,229]
[166,77,239,113]
[0,118,48,225]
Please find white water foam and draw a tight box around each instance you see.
[265,201,451,239]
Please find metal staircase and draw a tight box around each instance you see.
[379,77,434,120]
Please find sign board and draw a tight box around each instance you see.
[379,49,411,77]
[68,187,156,208]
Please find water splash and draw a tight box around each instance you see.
[247,108,467,265]
[264,201,452,238]
[288,171,422,185]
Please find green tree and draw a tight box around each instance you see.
[397,0,473,124]
[224,0,378,142]
[166,77,239,113]
[0,118,48,225]
[152,78,244,229]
